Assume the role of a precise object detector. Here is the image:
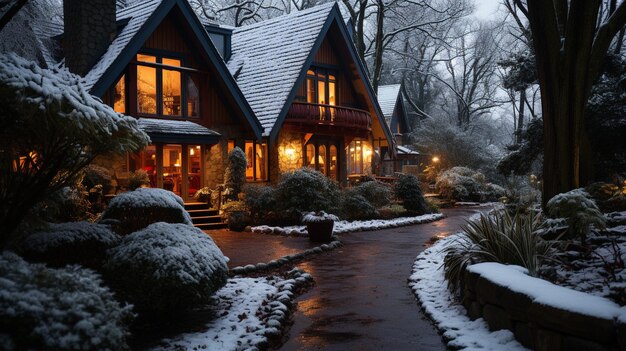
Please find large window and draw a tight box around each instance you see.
[347,139,373,175]
[306,67,336,120]
[245,140,268,181]
[135,54,200,118]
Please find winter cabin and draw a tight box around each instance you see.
[224,3,395,185]
[31,0,263,201]
[377,84,421,174]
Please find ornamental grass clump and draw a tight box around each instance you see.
[546,188,606,243]
[443,210,555,293]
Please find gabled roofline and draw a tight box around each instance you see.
[90,0,263,140]
[394,81,409,133]
[268,3,395,153]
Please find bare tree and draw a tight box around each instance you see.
[511,0,626,206]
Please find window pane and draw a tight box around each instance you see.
[163,69,181,116]
[329,145,337,180]
[113,74,126,113]
[306,144,315,169]
[245,141,254,180]
[307,69,315,76]
[307,77,316,103]
[318,145,326,175]
[163,144,182,196]
[329,74,336,81]
[162,58,181,67]
[227,140,235,154]
[328,82,336,106]
[187,75,200,117]
[137,54,156,63]
[137,65,157,114]
[188,145,201,197]
[255,142,268,181]
[317,80,326,104]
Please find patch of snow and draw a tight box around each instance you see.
[409,235,528,351]
[302,211,339,223]
[19,222,119,253]
[103,188,193,225]
[252,213,443,236]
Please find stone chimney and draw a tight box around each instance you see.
[64,0,116,76]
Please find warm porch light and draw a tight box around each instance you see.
[284,147,295,157]
[432,156,440,163]
[189,148,195,155]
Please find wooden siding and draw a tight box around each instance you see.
[314,37,340,65]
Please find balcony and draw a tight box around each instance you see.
[285,102,372,133]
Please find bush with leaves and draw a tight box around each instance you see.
[274,168,340,224]
[103,222,228,315]
[0,251,134,350]
[224,147,247,200]
[34,186,94,224]
[394,174,429,214]
[340,189,378,220]
[127,169,150,190]
[82,164,113,195]
[17,222,119,270]
[443,211,555,294]
[585,181,626,212]
[100,188,192,235]
[546,188,606,243]
[352,180,392,208]
[0,53,149,245]
[436,166,503,202]
[244,184,276,223]
[193,187,212,205]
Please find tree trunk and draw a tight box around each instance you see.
[371,0,384,91]
[516,89,526,144]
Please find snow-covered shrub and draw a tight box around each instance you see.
[222,200,250,231]
[301,211,339,223]
[436,167,486,201]
[339,189,378,220]
[0,251,134,350]
[103,222,228,314]
[193,186,212,205]
[224,147,247,200]
[33,186,94,223]
[17,222,119,269]
[443,211,554,293]
[0,53,149,242]
[546,188,606,242]
[82,164,113,195]
[100,188,192,235]
[244,185,276,223]
[352,180,392,208]
[394,174,430,214]
[127,169,150,190]
[274,168,340,224]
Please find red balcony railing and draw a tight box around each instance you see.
[286,102,372,130]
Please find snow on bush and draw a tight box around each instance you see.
[352,180,392,208]
[339,190,378,220]
[100,188,192,235]
[394,174,430,214]
[17,221,119,269]
[546,188,606,242]
[103,222,228,314]
[302,211,340,223]
[436,167,503,202]
[274,168,340,224]
[244,184,277,223]
[224,147,247,200]
[0,251,134,350]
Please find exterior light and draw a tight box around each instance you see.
[189,148,195,155]
[432,156,440,163]
[284,148,295,157]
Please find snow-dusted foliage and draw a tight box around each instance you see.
[302,211,339,223]
[0,53,148,240]
[274,168,340,224]
[339,190,378,220]
[546,188,606,242]
[100,188,192,235]
[17,222,119,269]
[436,167,504,202]
[104,223,228,314]
[394,174,430,214]
[352,180,392,208]
[224,146,247,199]
[0,252,134,351]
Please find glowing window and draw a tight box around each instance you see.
[113,74,126,113]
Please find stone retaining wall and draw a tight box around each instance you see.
[461,265,626,351]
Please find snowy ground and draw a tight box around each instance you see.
[409,235,528,351]
[152,269,312,351]
[252,213,444,236]
[542,211,626,305]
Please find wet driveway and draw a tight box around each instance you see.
[280,207,481,351]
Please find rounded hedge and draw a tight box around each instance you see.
[17,222,120,270]
[394,174,429,214]
[103,222,228,314]
[0,252,134,351]
[100,188,192,235]
[275,168,340,223]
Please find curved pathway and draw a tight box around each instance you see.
[280,207,481,351]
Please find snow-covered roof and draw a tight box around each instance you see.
[138,118,220,137]
[227,3,336,136]
[377,84,401,119]
[397,145,418,155]
[83,0,161,90]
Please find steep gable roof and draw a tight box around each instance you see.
[228,2,394,148]
[377,84,401,119]
[80,0,262,139]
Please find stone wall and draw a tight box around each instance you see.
[205,125,248,189]
[270,130,303,183]
[461,266,626,351]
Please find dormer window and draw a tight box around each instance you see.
[135,54,200,118]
